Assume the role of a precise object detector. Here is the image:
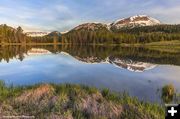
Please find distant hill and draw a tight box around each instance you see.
[29,31,62,44]
[63,23,109,44]
[0,24,62,44]
[0,24,26,44]
[71,23,108,32]
[46,31,61,37]
[25,32,49,37]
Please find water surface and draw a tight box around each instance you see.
[0,45,180,103]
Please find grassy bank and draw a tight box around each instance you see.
[0,82,164,119]
[145,40,180,46]
[144,40,180,53]
[119,40,180,53]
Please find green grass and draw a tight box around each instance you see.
[143,40,180,53]
[115,40,180,53]
[146,46,180,53]
[0,81,165,119]
[0,80,25,101]
[161,84,180,104]
[101,88,165,119]
[145,40,180,46]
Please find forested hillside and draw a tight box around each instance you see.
[62,23,110,44]
[0,24,26,44]
[28,32,61,44]
[62,24,180,44]
[112,24,180,33]
[1,23,180,44]
[0,24,61,44]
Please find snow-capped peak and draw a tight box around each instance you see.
[110,15,161,29]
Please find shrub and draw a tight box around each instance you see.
[161,84,175,103]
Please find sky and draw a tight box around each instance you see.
[0,0,180,32]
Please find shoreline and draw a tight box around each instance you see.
[0,82,165,118]
[0,40,179,46]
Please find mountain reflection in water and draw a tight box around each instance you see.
[0,45,180,66]
[0,45,180,103]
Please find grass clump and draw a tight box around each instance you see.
[101,89,165,119]
[161,84,175,103]
[0,82,165,119]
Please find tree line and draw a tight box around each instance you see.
[1,24,180,44]
[0,24,61,44]
[1,45,180,66]
[0,24,26,44]
[62,24,180,44]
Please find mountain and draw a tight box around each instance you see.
[25,32,49,37]
[63,22,110,44]
[110,15,161,30]
[71,23,108,31]
[25,31,61,37]
[47,31,61,37]
[61,15,180,44]
[66,15,161,33]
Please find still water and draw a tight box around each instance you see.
[0,45,180,103]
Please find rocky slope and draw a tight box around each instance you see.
[71,23,108,31]
[68,15,161,33]
[47,31,61,37]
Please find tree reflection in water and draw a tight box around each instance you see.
[0,45,180,66]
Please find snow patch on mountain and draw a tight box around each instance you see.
[107,57,157,72]
[72,22,107,31]
[27,48,51,55]
[110,15,161,29]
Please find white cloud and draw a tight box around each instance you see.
[148,6,180,24]
[0,0,180,32]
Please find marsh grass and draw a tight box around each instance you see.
[0,81,25,102]
[161,84,180,104]
[0,81,165,119]
[101,88,165,119]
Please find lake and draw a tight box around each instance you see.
[0,45,180,103]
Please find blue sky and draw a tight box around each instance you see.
[0,0,180,32]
